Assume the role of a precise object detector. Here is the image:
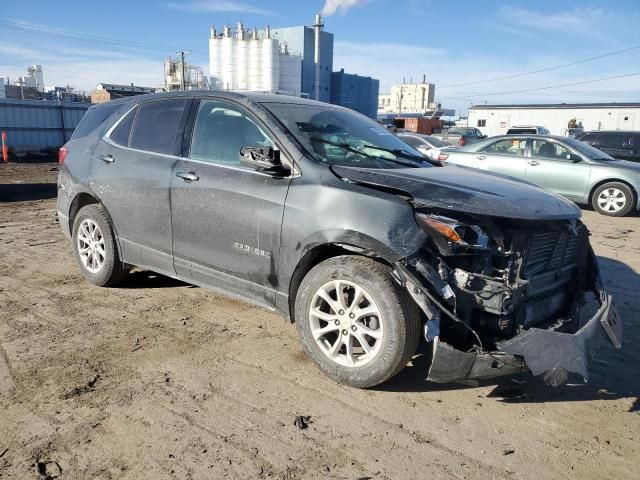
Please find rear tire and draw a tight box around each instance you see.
[294,256,421,388]
[591,182,635,217]
[72,204,129,286]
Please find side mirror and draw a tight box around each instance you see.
[479,135,487,139]
[239,146,289,174]
[567,153,582,163]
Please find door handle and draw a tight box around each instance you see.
[100,154,115,163]
[528,160,540,166]
[476,155,486,160]
[176,171,199,182]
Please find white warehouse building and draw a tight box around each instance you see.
[209,23,302,95]
[469,103,640,137]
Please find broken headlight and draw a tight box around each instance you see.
[415,213,489,250]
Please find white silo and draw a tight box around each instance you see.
[208,26,222,89]
[248,31,262,91]
[261,36,278,92]
[236,38,248,90]
[220,25,236,90]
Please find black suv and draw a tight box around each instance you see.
[57,92,621,388]
[577,131,640,163]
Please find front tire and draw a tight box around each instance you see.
[592,182,635,217]
[294,256,421,388]
[72,204,129,286]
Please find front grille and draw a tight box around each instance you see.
[523,231,579,278]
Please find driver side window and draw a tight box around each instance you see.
[481,138,526,157]
[190,100,273,166]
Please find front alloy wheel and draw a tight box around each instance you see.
[309,280,383,367]
[295,256,420,388]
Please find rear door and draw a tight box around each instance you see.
[91,98,190,275]
[472,137,528,178]
[170,98,293,307]
[525,138,590,200]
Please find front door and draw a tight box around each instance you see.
[91,98,190,275]
[170,99,292,307]
[525,138,591,201]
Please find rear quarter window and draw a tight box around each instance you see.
[70,103,121,140]
[129,99,189,155]
[110,107,138,147]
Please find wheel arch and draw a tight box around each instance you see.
[588,178,638,206]
[286,242,399,323]
[68,192,123,258]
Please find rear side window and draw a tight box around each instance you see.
[597,133,624,148]
[481,138,527,156]
[110,107,137,147]
[71,103,121,140]
[129,99,189,155]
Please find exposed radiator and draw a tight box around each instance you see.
[523,230,579,278]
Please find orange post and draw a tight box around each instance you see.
[1,131,7,162]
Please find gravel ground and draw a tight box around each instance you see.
[1,163,638,479]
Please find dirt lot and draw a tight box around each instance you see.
[1,163,639,480]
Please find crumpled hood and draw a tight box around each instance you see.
[332,164,581,220]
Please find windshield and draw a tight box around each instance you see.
[262,103,432,168]
[565,138,615,161]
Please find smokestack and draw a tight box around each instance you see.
[313,13,323,101]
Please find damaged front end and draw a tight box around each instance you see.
[393,211,622,387]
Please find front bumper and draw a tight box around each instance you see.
[394,263,623,387]
[426,291,621,386]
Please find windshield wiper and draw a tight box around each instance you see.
[309,136,421,168]
[360,144,429,163]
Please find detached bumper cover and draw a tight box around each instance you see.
[498,292,621,386]
[426,292,622,386]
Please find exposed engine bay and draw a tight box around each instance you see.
[394,209,622,386]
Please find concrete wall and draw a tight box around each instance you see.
[0,98,89,154]
[469,105,640,137]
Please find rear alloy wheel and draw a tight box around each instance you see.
[592,182,635,217]
[72,204,130,286]
[295,256,420,388]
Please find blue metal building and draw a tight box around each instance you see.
[270,25,333,102]
[330,69,380,119]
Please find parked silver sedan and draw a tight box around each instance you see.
[443,135,640,216]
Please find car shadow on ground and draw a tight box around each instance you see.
[378,256,639,409]
[0,183,57,202]
[117,271,193,289]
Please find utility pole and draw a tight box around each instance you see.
[177,50,191,91]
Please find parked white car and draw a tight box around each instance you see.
[398,133,453,162]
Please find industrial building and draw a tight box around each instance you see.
[90,83,155,103]
[330,69,379,118]
[469,103,640,137]
[378,80,437,115]
[270,15,333,101]
[208,13,378,113]
[209,23,304,96]
[164,56,208,91]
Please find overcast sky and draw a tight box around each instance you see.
[1,0,639,115]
